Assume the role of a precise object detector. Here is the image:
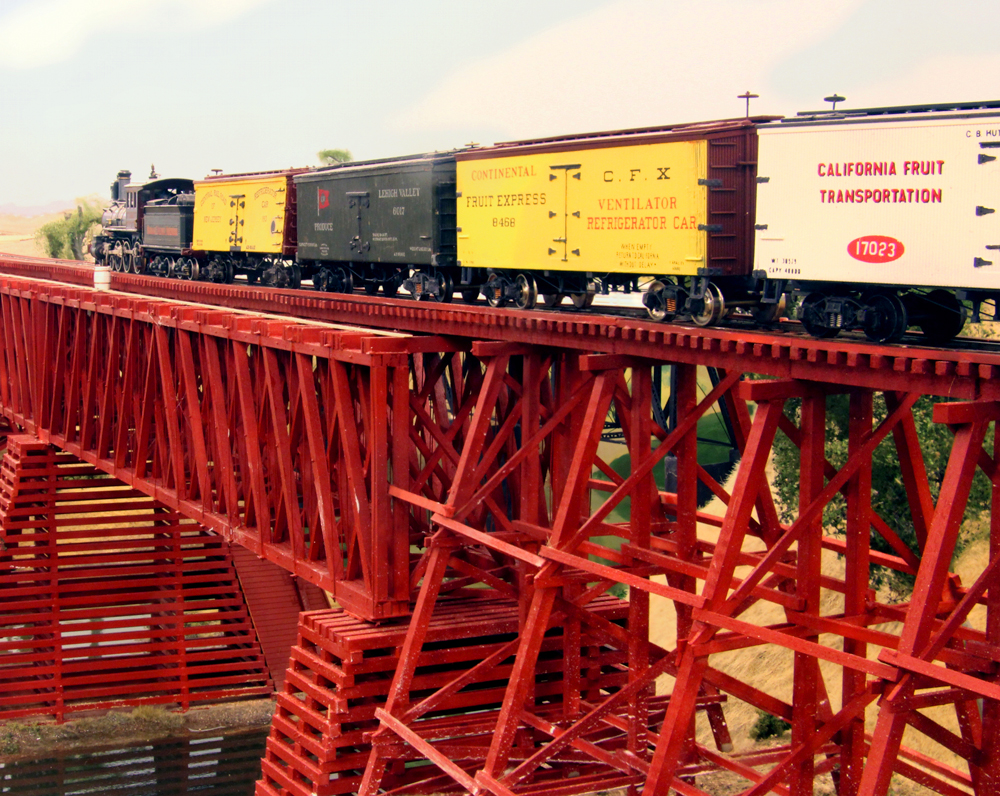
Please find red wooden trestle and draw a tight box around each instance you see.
[0,268,997,794]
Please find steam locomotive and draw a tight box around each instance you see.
[92,100,1000,344]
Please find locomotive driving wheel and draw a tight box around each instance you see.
[110,243,124,272]
[129,244,144,274]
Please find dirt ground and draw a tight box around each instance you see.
[0,698,275,762]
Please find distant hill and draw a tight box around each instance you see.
[0,200,76,217]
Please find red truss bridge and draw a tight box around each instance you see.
[0,254,999,796]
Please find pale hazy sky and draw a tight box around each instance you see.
[0,0,996,208]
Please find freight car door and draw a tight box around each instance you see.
[228,194,245,251]
[548,163,582,264]
[294,174,367,263]
[345,191,371,260]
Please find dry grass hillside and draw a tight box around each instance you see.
[0,212,67,256]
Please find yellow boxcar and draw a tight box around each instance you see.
[192,171,296,256]
[456,137,708,276]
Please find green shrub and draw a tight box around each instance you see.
[749,711,791,741]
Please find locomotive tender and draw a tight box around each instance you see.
[93,100,1000,344]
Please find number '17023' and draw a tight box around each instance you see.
[847,235,905,264]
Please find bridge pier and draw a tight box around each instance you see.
[257,596,630,796]
[0,435,273,720]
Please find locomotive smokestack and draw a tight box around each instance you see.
[112,169,132,201]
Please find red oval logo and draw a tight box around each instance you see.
[847,235,904,263]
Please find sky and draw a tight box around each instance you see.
[0,0,997,211]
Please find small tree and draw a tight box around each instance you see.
[36,199,103,261]
[317,148,353,166]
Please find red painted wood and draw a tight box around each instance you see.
[231,545,315,694]
[257,596,635,796]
